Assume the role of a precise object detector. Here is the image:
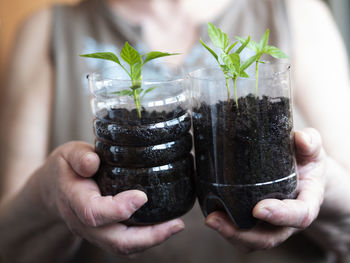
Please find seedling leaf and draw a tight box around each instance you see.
[80,52,121,65]
[236,36,259,51]
[121,42,142,66]
[136,88,143,95]
[235,35,251,54]
[200,38,219,62]
[226,42,238,54]
[80,42,180,118]
[208,22,229,50]
[141,86,159,100]
[241,54,259,71]
[112,89,134,96]
[259,29,269,51]
[264,45,289,59]
[229,53,241,73]
[239,71,249,78]
[143,51,180,64]
[144,87,158,95]
[131,63,142,81]
[221,53,234,74]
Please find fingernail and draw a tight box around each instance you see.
[171,223,185,234]
[206,217,222,231]
[301,131,312,146]
[130,192,148,210]
[254,207,271,220]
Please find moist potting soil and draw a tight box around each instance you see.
[193,94,297,228]
[94,106,196,225]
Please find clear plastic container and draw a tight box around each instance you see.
[189,63,298,229]
[88,65,195,225]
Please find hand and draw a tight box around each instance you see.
[205,128,326,252]
[37,141,185,256]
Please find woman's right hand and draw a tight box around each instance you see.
[37,141,185,256]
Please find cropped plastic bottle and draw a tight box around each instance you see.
[88,66,195,225]
[189,63,298,229]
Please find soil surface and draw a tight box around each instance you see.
[94,107,191,146]
[193,94,297,228]
[94,106,195,225]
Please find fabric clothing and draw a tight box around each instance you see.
[50,0,322,262]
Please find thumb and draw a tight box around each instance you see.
[59,141,100,177]
[294,128,323,165]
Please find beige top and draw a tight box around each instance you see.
[50,0,323,262]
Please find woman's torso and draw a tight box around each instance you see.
[50,0,323,262]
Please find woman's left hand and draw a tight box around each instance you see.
[205,128,326,252]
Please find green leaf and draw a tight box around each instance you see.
[120,42,141,66]
[220,64,230,73]
[229,53,241,73]
[264,45,289,59]
[241,54,259,71]
[131,63,142,81]
[80,52,121,65]
[221,53,233,72]
[200,38,219,62]
[208,22,229,50]
[235,35,251,54]
[221,53,240,75]
[143,51,180,64]
[136,88,143,95]
[112,89,134,96]
[239,71,249,78]
[226,42,238,54]
[236,36,259,51]
[144,87,158,95]
[141,86,159,99]
[259,29,270,51]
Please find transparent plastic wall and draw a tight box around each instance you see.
[88,65,195,225]
[190,63,298,228]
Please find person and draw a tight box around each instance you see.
[1,0,350,262]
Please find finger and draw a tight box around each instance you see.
[252,197,320,229]
[205,211,295,251]
[115,219,185,254]
[294,128,323,165]
[59,141,100,177]
[86,219,185,255]
[253,160,325,229]
[68,182,148,227]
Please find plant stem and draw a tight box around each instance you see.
[225,78,230,103]
[255,60,259,98]
[233,77,238,109]
[133,89,142,118]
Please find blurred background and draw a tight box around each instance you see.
[0,0,349,78]
[0,0,79,77]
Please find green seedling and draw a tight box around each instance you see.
[80,42,179,118]
[200,23,258,107]
[236,29,288,97]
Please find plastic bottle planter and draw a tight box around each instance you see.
[190,64,298,229]
[89,66,195,225]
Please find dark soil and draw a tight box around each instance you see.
[193,94,297,229]
[97,155,195,224]
[94,106,195,225]
[94,107,191,146]
[95,133,192,168]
